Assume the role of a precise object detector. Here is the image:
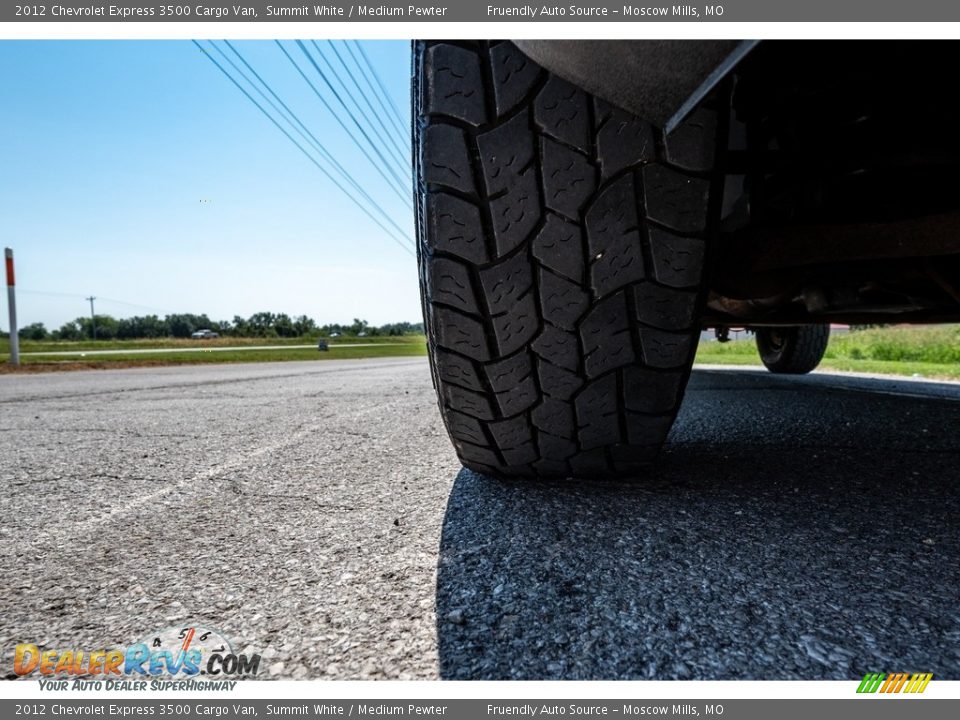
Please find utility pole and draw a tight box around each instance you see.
[86,296,97,341]
[5,248,18,366]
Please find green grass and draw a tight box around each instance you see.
[4,325,959,378]
[58,343,427,364]
[824,325,960,364]
[696,325,960,380]
[0,334,425,354]
[0,339,426,371]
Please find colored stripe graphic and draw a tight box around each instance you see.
[857,672,885,693]
[857,672,932,693]
[909,673,933,693]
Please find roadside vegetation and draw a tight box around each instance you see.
[4,313,423,342]
[0,337,427,372]
[3,334,425,354]
[696,325,960,380]
[3,317,958,378]
[0,312,427,371]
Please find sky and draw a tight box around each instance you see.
[0,40,418,332]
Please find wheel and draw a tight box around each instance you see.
[755,325,830,374]
[414,41,720,479]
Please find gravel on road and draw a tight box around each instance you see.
[2,360,957,680]
[1,359,458,680]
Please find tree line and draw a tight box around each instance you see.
[12,314,424,341]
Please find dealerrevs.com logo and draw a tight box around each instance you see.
[14,626,260,684]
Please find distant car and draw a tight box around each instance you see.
[357,331,367,337]
[190,329,219,339]
[330,332,341,338]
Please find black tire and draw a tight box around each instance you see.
[755,326,830,374]
[414,41,719,479]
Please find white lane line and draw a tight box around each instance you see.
[71,396,407,535]
[72,429,313,534]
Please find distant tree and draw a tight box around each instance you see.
[273,313,297,338]
[78,315,119,340]
[116,318,135,340]
[42,312,423,341]
[377,321,421,336]
[319,322,346,337]
[56,320,84,341]
[117,315,169,339]
[378,323,400,336]
[211,319,233,336]
[246,312,278,337]
[293,315,317,336]
[165,314,194,338]
[231,315,249,336]
[18,322,49,341]
[165,313,213,338]
[139,315,169,338]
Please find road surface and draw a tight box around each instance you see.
[1,358,957,680]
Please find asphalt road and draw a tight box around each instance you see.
[1,358,958,680]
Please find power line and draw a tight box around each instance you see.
[216,41,411,240]
[275,40,412,206]
[312,40,407,172]
[322,40,410,172]
[331,39,410,158]
[197,40,412,252]
[194,41,415,257]
[343,40,410,149]
[18,289,88,299]
[222,43,368,200]
[353,40,408,138]
[352,40,407,138]
[295,40,411,195]
[19,289,168,314]
[97,297,170,313]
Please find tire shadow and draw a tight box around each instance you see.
[435,369,960,679]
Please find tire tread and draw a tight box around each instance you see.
[416,41,715,479]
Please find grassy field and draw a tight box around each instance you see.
[0,336,427,372]
[696,325,960,380]
[2,326,958,378]
[0,334,425,354]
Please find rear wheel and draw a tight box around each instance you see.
[755,325,830,374]
[415,41,720,479]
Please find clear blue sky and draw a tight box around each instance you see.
[0,40,417,332]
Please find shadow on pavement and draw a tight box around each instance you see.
[435,369,960,679]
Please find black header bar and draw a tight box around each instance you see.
[5,1,960,23]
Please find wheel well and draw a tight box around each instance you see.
[703,41,960,327]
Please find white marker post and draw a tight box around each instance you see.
[5,247,18,366]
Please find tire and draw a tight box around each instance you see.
[414,41,719,479]
[755,326,830,374]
